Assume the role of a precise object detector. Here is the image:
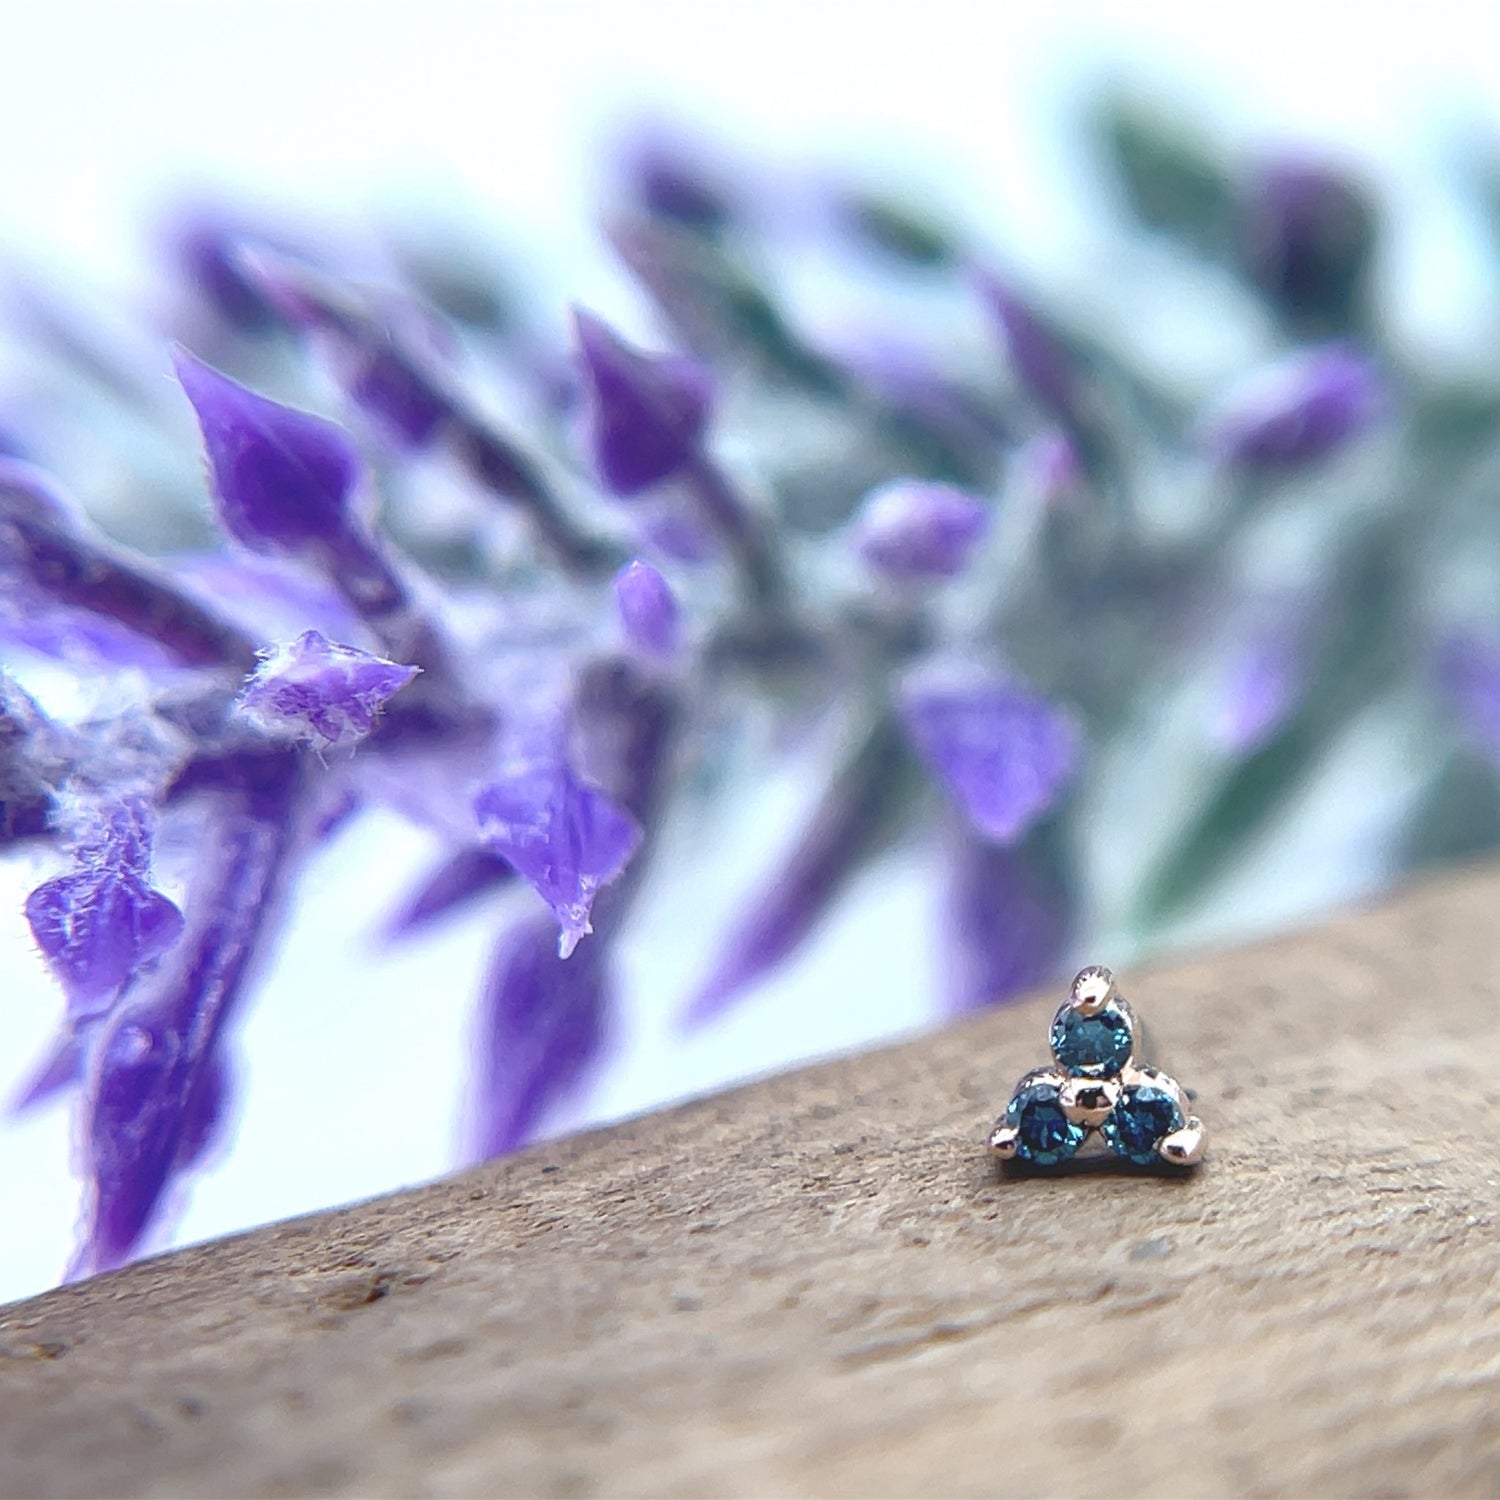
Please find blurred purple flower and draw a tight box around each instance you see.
[175,350,363,551]
[475,757,642,957]
[975,272,1081,425]
[899,667,1080,844]
[618,125,735,232]
[471,914,610,1157]
[237,629,420,752]
[686,721,908,1025]
[165,207,301,333]
[347,343,453,450]
[850,479,988,582]
[1236,157,1376,328]
[25,798,184,1019]
[11,1033,82,1114]
[946,835,1071,1014]
[573,308,713,497]
[613,558,681,659]
[1198,345,1382,474]
[0,459,256,671]
[383,846,515,942]
[78,754,300,1275]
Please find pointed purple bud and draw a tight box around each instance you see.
[899,667,1080,844]
[475,758,642,957]
[1235,157,1376,329]
[613,559,681,658]
[975,272,1080,424]
[472,915,610,1157]
[237,630,419,752]
[1438,634,1500,765]
[165,208,300,333]
[346,343,452,450]
[686,722,907,1025]
[1198,345,1382,474]
[618,124,735,232]
[850,480,988,582]
[947,836,1071,1014]
[174,350,364,551]
[572,309,713,497]
[25,798,185,1019]
[383,846,516,942]
[78,755,298,1274]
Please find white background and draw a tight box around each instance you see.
[1,1,1496,1305]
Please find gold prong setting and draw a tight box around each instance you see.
[987,967,1206,1170]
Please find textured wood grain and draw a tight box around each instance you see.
[3,866,1500,1499]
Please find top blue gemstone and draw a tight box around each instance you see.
[1049,999,1133,1077]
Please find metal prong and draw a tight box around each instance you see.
[1157,1116,1206,1166]
[988,1123,1020,1160]
[1069,965,1116,1017]
[1059,1076,1120,1128]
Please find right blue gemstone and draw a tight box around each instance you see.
[1049,999,1134,1077]
[1005,1079,1086,1165]
[1102,1083,1184,1165]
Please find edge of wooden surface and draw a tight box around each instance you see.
[2,863,1499,1498]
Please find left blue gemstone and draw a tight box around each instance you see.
[1005,1079,1086,1164]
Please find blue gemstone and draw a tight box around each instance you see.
[1049,1000,1133,1077]
[1102,1083,1184,1165]
[1005,1079,1086,1165]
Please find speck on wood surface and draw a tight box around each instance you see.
[3,868,1500,1499]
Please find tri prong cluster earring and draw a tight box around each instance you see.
[988,965,1206,1169]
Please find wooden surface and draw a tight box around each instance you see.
[3,867,1500,1498]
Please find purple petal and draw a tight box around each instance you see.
[572,308,713,496]
[347,344,453,449]
[26,799,185,1019]
[899,667,1080,844]
[1198,345,1383,473]
[613,559,681,659]
[975,271,1080,424]
[1235,157,1376,325]
[946,836,1071,1014]
[475,758,642,957]
[10,1032,83,1113]
[850,480,988,582]
[618,124,735,232]
[165,207,300,333]
[78,754,299,1274]
[686,722,907,1025]
[383,846,516,942]
[237,629,420,752]
[174,1047,231,1173]
[471,915,610,1157]
[175,350,364,551]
